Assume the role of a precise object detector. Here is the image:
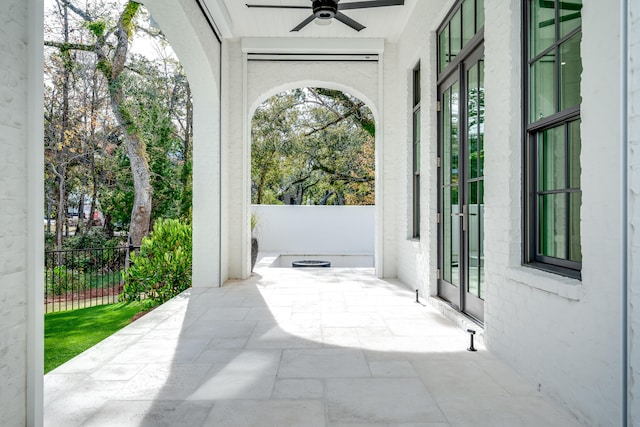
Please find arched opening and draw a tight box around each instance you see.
[40,0,222,422]
[249,86,377,270]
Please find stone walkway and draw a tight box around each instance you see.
[44,264,583,426]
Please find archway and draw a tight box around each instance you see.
[143,0,223,287]
[249,86,377,269]
[243,69,383,278]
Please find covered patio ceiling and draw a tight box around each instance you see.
[202,0,420,40]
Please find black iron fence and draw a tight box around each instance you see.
[44,246,138,313]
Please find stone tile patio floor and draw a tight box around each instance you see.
[44,262,583,426]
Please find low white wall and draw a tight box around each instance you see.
[251,205,374,255]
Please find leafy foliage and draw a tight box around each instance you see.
[121,218,192,307]
[251,88,375,205]
[44,0,193,247]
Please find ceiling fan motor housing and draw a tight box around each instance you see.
[313,0,338,19]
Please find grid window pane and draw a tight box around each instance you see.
[526,0,582,273]
[478,59,485,176]
[538,193,567,259]
[569,191,582,262]
[467,181,480,298]
[414,110,421,147]
[439,25,450,72]
[530,0,555,58]
[538,125,565,191]
[559,0,582,39]
[530,52,556,122]
[443,185,452,282]
[462,0,475,46]
[568,119,581,188]
[477,0,484,30]
[451,82,460,185]
[468,63,479,179]
[559,32,582,111]
[450,9,462,60]
[478,180,484,298]
[443,88,451,185]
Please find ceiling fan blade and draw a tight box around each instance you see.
[334,12,365,31]
[246,4,311,9]
[291,14,317,31]
[339,0,404,10]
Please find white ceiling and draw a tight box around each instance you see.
[207,0,418,40]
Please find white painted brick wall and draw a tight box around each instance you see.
[482,1,623,424]
[0,0,28,425]
[628,0,640,424]
[391,0,452,296]
[389,0,627,425]
[223,40,245,280]
[231,57,382,278]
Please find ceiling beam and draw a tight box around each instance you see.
[241,37,385,54]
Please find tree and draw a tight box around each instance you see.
[44,0,193,246]
[45,0,152,246]
[251,88,375,206]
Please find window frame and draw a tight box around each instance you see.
[522,0,582,279]
[412,63,421,239]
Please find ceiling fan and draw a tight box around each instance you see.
[245,0,405,32]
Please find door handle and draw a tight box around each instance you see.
[450,206,467,232]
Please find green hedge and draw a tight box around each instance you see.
[121,218,192,307]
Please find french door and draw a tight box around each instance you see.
[438,46,485,322]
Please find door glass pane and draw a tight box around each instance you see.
[443,184,452,283]
[467,181,479,298]
[569,191,582,262]
[478,58,485,176]
[477,0,484,30]
[568,119,581,188]
[467,63,479,179]
[462,0,475,47]
[478,180,484,299]
[443,88,451,185]
[559,32,582,111]
[538,125,565,191]
[450,9,462,61]
[450,185,460,286]
[538,193,567,259]
[559,0,582,39]
[451,82,459,185]
[414,109,421,173]
[530,0,555,58]
[439,25,450,72]
[530,52,555,122]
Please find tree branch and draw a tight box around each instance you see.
[45,40,95,53]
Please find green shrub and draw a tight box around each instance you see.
[45,265,74,297]
[121,218,192,307]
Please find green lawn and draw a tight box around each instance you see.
[44,302,148,374]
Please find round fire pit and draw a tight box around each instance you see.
[291,260,331,268]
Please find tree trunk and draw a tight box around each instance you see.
[124,130,152,247]
[109,84,152,247]
[55,170,65,251]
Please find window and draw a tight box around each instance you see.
[438,0,484,74]
[524,0,582,277]
[412,64,421,238]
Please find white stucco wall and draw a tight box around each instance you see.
[251,205,374,255]
[0,0,44,425]
[629,0,639,423]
